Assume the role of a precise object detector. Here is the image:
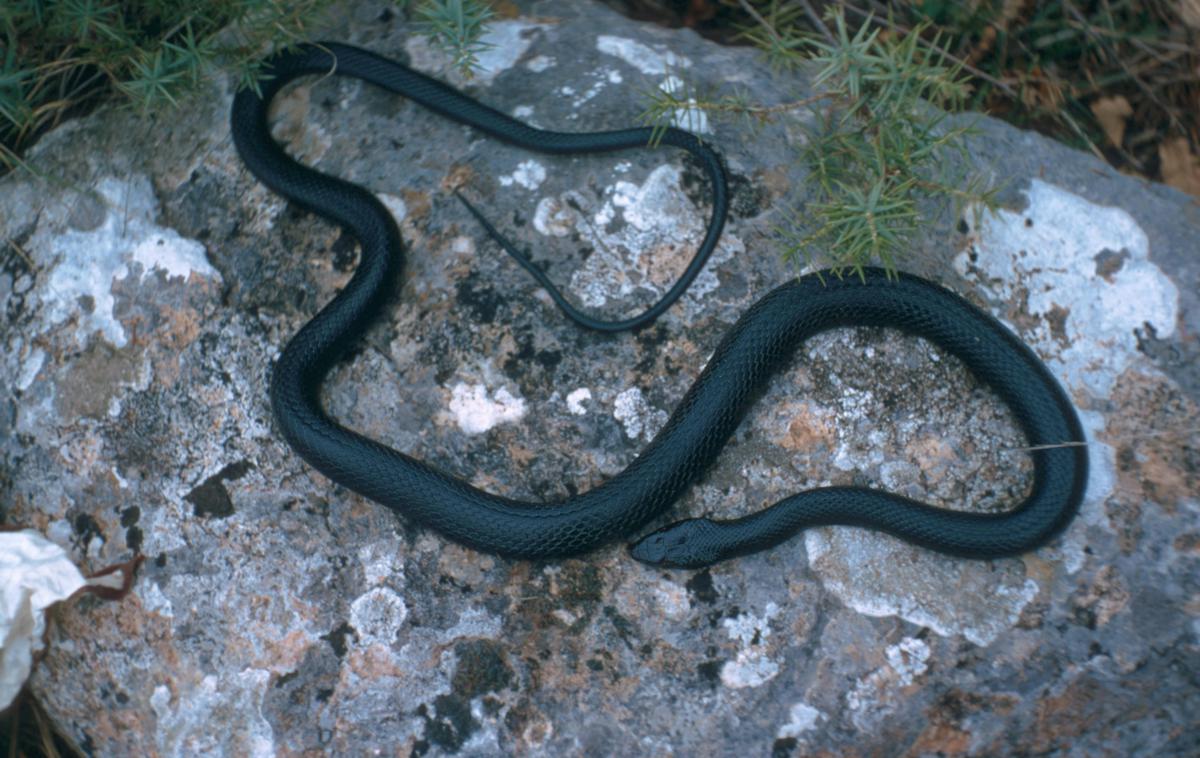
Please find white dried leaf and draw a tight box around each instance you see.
[0,530,89,709]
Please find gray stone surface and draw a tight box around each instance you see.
[1,1,1197,755]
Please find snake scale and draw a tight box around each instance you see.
[231,42,1087,569]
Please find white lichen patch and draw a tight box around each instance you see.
[138,581,175,618]
[406,20,549,85]
[720,602,781,688]
[437,607,503,643]
[613,387,668,442]
[498,160,547,190]
[377,192,407,225]
[559,67,625,109]
[150,670,275,757]
[552,164,736,316]
[611,165,690,232]
[15,347,44,391]
[596,35,691,76]
[682,233,741,320]
[828,386,881,472]
[129,236,206,282]
[524,55,555,73]
[651,578,690,621]
[349,587,409,644]
[35,175,216,348]
[777,702,824,740]
[532,195,578,237]
[885,636,931,685]
[461,705,504,755]
[807,530,1041,646]
[658,74,712,134]
[566,387,592,415]
[448,382,527,435]
[551,608,578,626]
[450,235,475,257]
[593,37,707,132]
[358,541,405,587]
[475,21,549,78]
[846,637,931,730]
[958,179,1178,399]
[958,180,1177,569]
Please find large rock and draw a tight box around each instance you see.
[2,1,1197,754]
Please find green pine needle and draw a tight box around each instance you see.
[643,4,999,276]
[0,1,501,174]
[416,0,494,78]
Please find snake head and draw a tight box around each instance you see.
[629,518,720,569]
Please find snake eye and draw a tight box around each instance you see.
[629,533,669,564]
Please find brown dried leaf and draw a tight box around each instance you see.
[1159,137,1200,197]
[1090,95,1133,147]
[81,555,145,600]
[1181,0,1200,30]
[1001,0,1030,27]
[1019,70,1065,110]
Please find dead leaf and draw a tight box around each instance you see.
[1000,0,1029,27]
[1090,96,1133,147]
[1181,0,1200,30]
[489,1,521,19]
[1159,137,1200,197]
[1020,70,1065,110]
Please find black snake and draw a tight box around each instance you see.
[231,42,1087,569]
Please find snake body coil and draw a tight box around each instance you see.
[232,43,1087,568]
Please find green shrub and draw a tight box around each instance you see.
[642,4,999,276]
[0,0,494,173]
